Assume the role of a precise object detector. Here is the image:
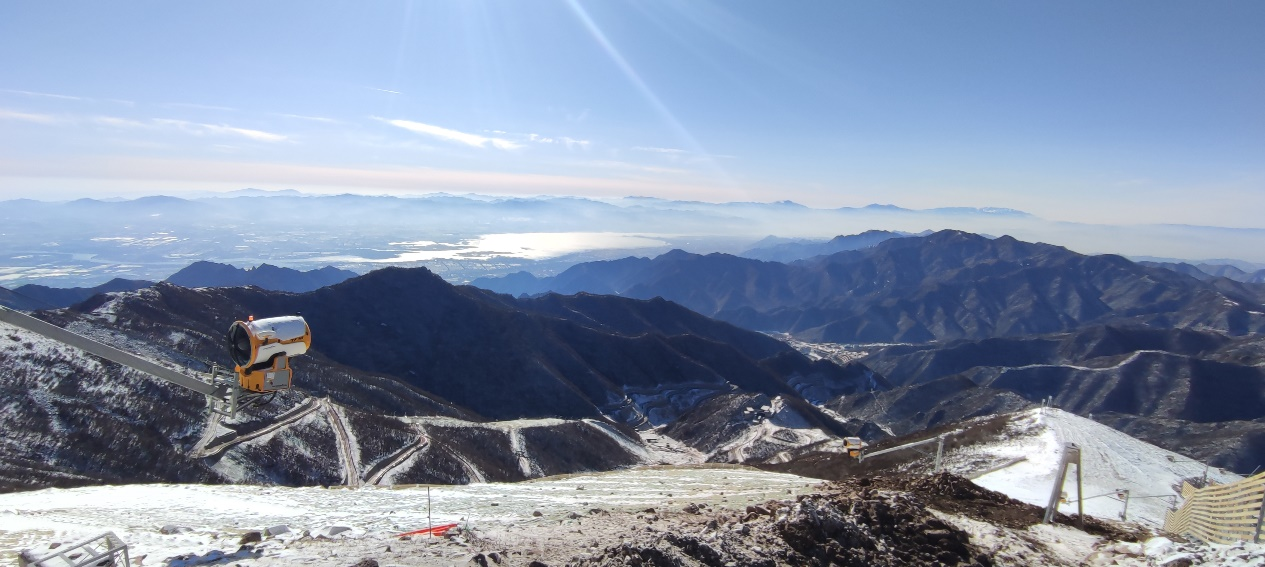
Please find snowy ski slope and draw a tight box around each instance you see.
[959,408,1242,527]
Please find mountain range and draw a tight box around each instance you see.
[1140,260,1265,284]
[474,230,1265,344]
[164,261,357,292]
[0,266,882,491]
[2,278,155,310]
[0,261,358,310]
[738,229,915,262]
[465,230,1265,471]
[5,228,1265,493]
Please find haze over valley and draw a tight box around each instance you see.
[4,192,1265,289]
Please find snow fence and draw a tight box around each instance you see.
[1165,471,1265,544]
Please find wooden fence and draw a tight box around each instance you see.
[1164,471,1265,544]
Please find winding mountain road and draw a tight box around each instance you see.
[194,396,320,459]
[323,400,361,487]
[364,432,430,486]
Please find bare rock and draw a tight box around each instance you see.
[316,526,353,538]
[264,524,291,537]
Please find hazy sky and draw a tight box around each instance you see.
[1,2,1261,226]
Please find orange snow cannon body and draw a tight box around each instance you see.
[227,315,311,393]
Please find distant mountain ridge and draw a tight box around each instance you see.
[6,278,155,310]
[473,230,1265,343]
[1140,260,1265,284]
[0,262,360,310]
[0,286,45,311]
[165,261,357,293]
[738,230,915,263]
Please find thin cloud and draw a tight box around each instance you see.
[278,113,338,123]
[633,146,735,161]
[633,146,688,154]
[366,87,402,95]
[380,118,522,150]
[1,89,87,101]
[0,109,63,124]
[529,133,592,150]
[163,102,236,111]
[92,116,148,128]
[489,130,592,150]
[152,119,288,142]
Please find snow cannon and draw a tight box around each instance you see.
[227,315,311,393]
[844,437,864,458]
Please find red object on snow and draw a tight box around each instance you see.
[397,523,459,537]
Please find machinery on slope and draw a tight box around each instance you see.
[0,305,310,417]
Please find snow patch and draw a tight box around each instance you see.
[581,419,651,461]
[963,408,1242,527]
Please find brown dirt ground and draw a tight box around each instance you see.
[293,472,1150,567]
[853,472,1152,542]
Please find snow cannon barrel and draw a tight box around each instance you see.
[227,315,311,392]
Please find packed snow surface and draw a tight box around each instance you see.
[963,408,1242,527]
[0,466,815,566]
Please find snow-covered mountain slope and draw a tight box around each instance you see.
[949,408,1242,527]
[4,267,887,491]
[0,318,683,490]
[662,393,841,464]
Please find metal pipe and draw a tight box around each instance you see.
[0,305,219,397]
[1044,443,1082,525]
[934,435,946,473]
[1075,455,1084,528]
[859,430,960,463]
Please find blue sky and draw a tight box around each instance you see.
[0,1,1261,226]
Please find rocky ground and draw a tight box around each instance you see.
[116,472,1263,567]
